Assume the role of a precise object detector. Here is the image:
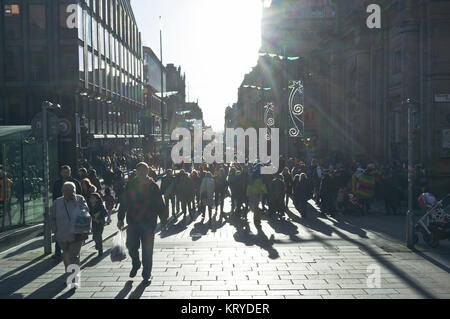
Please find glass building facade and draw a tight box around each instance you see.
[0,127,58,233]
[0,0,145,169]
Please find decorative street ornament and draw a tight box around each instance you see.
[288,81,305,138]
[264,103,275,141]
[258,52,300,61]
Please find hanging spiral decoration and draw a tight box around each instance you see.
[288,81,305,138]
[264,103,275,141]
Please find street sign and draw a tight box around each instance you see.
[59,118,72,137]
[31,112,60,141]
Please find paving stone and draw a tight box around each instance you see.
[266,290,300,296]
[322,295,355,299]
[327,289,367,295]
[192,291,229,297]
[364,288,399,295]
[229,291,267,296]
[269,284,305,290]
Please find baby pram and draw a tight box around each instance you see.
[413,193,450,248]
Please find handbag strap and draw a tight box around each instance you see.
[63,200,73,222]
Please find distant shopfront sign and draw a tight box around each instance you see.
[435,94,450,103]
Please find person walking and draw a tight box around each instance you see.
[270,174,286,220]
[88,169,102,193]
[199,171,215,224]
[282,167,293,208]
[178,170,194,223]
[295,173,312,219]
[51,165,82,260]
[161,169,177,220]
[88,193,108,257]
[51,182,90,286]
[214,168,227,215]
[117,163,168,283]
[227,168,238,213]
[246,165,267,230]
[81,178,97,203]
[103,188,115,224]
[191,170,201,211]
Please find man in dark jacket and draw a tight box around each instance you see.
[52,165,82,260]
[295,173,312,218]
[161,169,177,219]
[270,174,286,220]
[117,163,168,283]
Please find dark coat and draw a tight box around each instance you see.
[295,175,312,204]
[52,177,82,201]
[89,202,108,226]
[118,177,167,228]
[161,174,176,198]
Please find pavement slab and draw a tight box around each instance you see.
[0,197,449,299]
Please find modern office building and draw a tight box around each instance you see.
[143,45,167,153]
[0,0,145,169]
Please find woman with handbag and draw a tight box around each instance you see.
[51,182,91,279]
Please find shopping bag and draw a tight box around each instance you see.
[110,230,127,262]
[72,208,92,235]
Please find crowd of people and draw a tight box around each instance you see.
[50,152,432,286]
[159,157,427,226]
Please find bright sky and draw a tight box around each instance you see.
[131,0,269,132]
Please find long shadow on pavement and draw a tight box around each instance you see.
[3,238,45,259]
[0,254,47,282]
[0,256,60,297]
[115,280,134,299]
[129,281,150,299]
[228,211,279,260]
[289,201,439,298]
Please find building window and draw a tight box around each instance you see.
[79,46,85,81]
[29,4,46,39]
[92,18,98,51]
[30,48,49,81]
[78,4,84,41]
[4,47,23,81]
[94,54,99,85]
[4,4,22,40]
[393,50,401,74]
[99,24,104,56]
[105,30,110,59]
[100,58,106,88]
[87,14,92,46]
[106,63,110,90]
[88,51,93,83]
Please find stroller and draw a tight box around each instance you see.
[338,187,364,216]
[413,193,450,248]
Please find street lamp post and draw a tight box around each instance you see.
[42,101,61,255]
[403,98,419,249]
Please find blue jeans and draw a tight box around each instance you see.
[126,223,156,278]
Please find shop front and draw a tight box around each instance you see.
[0,126,58,233]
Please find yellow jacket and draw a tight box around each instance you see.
[247,178,267,197]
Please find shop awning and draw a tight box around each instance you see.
[0,126,31,138]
